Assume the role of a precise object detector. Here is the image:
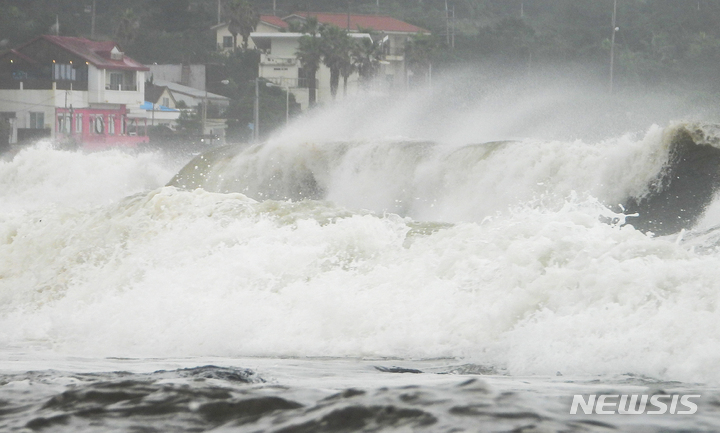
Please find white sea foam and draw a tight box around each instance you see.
[0,141,179,211]
[2,83,720,386]
[1,173,720,383]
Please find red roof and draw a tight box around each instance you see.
[29,35,148,71]
[260,15,289,29]
[288,12,429,34]
[6,49,38,64]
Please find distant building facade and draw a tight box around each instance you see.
[212,15,289,52]
[0,35,150,148]
[213,12,430,109]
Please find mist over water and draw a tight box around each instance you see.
[3,70,720,391]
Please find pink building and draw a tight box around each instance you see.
[0,35,150,148]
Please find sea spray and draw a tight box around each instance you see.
[1,181,719,384]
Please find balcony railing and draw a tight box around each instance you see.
[105,84,138,91]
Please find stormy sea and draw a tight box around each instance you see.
[3,80,720,432]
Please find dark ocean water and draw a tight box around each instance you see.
[3,356,720,432]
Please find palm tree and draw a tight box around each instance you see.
[353,37,382,87]
[295,17,322,106]
[404,33,438,86]
[320,25,353,99]
[340,53,356,97]
[224,0,259,50]
[115,9,139,48]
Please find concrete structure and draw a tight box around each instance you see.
[0,35,150,148]
[147,64,206,91]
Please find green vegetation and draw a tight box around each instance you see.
[3,1,720,91]
[3,0,720,136]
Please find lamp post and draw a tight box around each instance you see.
[253,77,259,142]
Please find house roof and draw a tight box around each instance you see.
[10,35,149,71]
[4,49,38,64]
[250,31,371,50]
[260,15,289,29]
[145,83,173,105]
[211,15,289,31]
[152,79,230,103]
[286,12,429,34]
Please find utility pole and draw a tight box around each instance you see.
[217,0,222,25]
[253,78,259,142]
[609,0,617,94]
[444,0,450,46]
[202,90,207,137]
[451,5,455,49]
[91,0,96,39]
[347,1,351,31]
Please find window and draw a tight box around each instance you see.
[162,97,170,107]
[57,114,70,133]
[94,116,104,134]
[29,112,44,129]
[109,73,123,90]
[75,113,82,133]
[223,36,233,48]
[53,63,76,81]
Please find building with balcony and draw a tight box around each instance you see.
[212,15,289,52]
[0,35,150,148]
[214,12,430,109]
[251,32,372,110]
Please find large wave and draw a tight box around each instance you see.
[3,125,720,383]
[169,122,720,235]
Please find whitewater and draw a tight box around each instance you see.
[2,80,720,431]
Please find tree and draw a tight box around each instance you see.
[224,0,259,50]
[320,25,353,99]
[353,37,382,87]
[404,33,438,85]
[115,8,139,48]
[296,17,322,107]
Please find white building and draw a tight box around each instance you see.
[251,32,372,110]
[0,35,150,148]
[212,15,289,52]
[213,12,430,108]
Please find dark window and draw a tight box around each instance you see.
[110,73,123,90]
[223,36,233,48]
[29,112,44,129]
